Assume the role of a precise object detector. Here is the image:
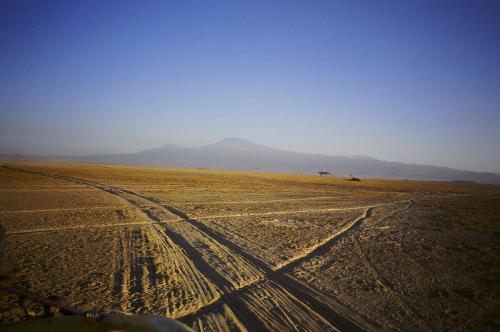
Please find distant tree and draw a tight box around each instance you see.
[348,175,361,181]
[318,171,330,176]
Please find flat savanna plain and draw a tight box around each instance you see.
[0,162,499,331]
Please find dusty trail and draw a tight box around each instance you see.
[4,203,379,235]
[353,201,434,332]
[190,303,248,332]
[3,165,401,331]
[6,221,157,235]
[149,204,384,330]
[273,201,411,272]
[127,190,380,330]
[140,223,220,318]
[2,166,219,319]
[0,189,95,192]
[174,196,345,205]
[3,166,270,330]
[0,205,128,214]
[195,205,378,219]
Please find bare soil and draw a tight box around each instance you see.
[1,161,499,331]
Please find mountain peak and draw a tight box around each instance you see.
[216,137,254,145]
[204,137,270,152]
[207,137,262,148]
[351,154,376,160]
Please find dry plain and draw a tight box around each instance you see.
[0,161,499,331]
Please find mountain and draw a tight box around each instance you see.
[3,138,500,185]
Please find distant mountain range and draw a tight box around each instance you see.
[3,137,500,185]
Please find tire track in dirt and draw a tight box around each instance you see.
[3,166,267,330]
[190,302,248,332]
[108,187,382,331]
[0,205,129,214]
[6,221,157,235]
[174,196,345,205]
[0,189,96,192]
[140,223,220,318]
[113,227,153,312]
[173,204,394,331]
[350,201,434,331]
[4,204,378,235]
[3,165,220,319]
[273,201,411,273]
[194,205,381,219]
[117,181,373,330]
[98,191,272,330]
[4,165,391,331]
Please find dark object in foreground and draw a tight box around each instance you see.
[0,280,193,331]
[0,223,192,332]
[0,315,193,332]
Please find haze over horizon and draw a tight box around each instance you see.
[1,1,500,173]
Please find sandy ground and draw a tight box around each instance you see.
[0,161,499,331]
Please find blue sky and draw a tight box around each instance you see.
[1,0,499,172]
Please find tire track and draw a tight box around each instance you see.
[6,221,156,235]
[0,205,129,214]
[3,165,220,319]
[0,189,95,192]
[142,223,220,318]
[175,196,345,205]
[89,180,381,331]
[3,166,267,330]
[273,202,411,272]
[139,195,406,331]
[194,205,377,219]
[4,165,387,331]
[190,303,248,332]
[351,201,433,331]
[4,203,378,235]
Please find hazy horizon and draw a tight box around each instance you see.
[1,1,500,173]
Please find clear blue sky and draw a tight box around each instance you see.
[1,0,499,172]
